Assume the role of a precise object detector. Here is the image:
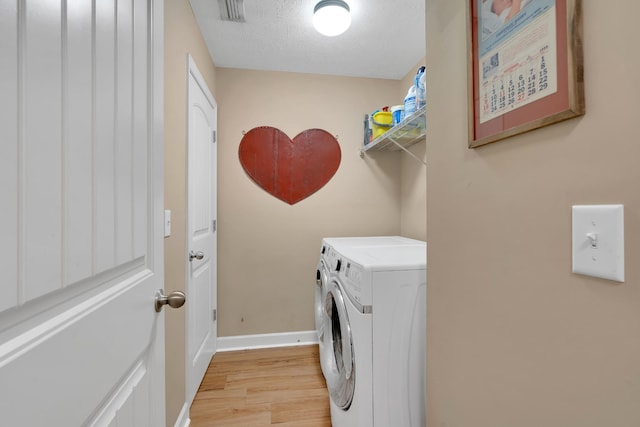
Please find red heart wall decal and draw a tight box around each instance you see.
[238,127,341,205]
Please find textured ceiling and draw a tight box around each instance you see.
[188,0,426,80]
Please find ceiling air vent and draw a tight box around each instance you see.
[218,0,246,22]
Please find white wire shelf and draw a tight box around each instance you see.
[362,106,426,154]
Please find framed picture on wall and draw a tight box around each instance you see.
[467,0,584,148]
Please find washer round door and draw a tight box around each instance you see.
[315,260,329,341]
[323,279,356,410]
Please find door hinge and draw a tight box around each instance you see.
[212,308,217,322]
[212,219,217,232]
[211,130,217,143]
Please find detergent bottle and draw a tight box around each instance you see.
[404,82,417,118]
[416,68,426,110]
[404,66,425,118]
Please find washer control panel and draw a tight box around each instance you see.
[342,260,364,304]
[328,246,372,309]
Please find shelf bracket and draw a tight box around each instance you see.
[386,136,426,166]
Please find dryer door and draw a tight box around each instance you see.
[323,279,356,410]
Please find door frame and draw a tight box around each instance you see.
[150,0,166,424]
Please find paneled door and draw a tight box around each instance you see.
[0,0,166,426]
[185,55,218,406]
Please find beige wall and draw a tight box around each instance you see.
[164,0,217,424]
[426,1,640,425]
[216,68,404,336]
[400,59,427,240]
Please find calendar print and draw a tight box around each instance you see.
[479,6,557,124]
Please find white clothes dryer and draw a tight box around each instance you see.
[315,240,332,342]
[315,240,334,379]
[318,236,409,380]
[322,236,427,427]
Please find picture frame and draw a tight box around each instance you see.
[467,0,584,148]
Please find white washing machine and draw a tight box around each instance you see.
[317,236,413,380]
[315,239,333,378]
[321,236,427,427]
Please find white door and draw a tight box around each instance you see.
[0,1,166,426]
[186,55,218,405]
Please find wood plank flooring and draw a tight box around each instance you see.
[190,345,332,426]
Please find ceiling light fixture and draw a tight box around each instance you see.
[313,0,351,37]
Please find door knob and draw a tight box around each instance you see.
[189,250,204,261]
[155,289,186,312]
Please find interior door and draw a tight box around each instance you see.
[186,55,218,406]
[0,0,166,425]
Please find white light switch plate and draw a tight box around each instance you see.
[572,205,624,282]
[164,209,171,237]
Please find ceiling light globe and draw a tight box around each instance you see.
[313,0,351,37]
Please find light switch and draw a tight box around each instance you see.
[572,205,624,282]
[164,209,172,237]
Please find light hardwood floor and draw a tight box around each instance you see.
[190,345,332,426]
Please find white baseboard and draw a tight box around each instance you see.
[173,402,190,427]
[217,330,319,352]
